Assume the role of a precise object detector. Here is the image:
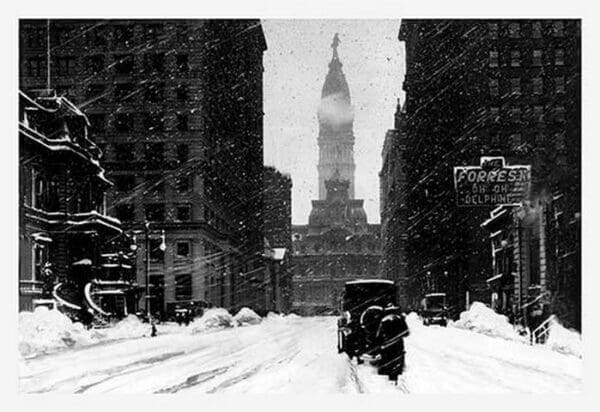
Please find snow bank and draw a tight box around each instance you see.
[101,315,150,340]
[189,308,234,333]
[19,307,96,357]
[19,308,154,358]
[453,302,526,342]
[545,317,582,358]
[233,307,262,326]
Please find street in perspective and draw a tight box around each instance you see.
[18,19,581,394]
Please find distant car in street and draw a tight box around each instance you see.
[419,293,448,327]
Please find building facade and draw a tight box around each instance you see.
[19,20,268,317]
[19,89,138,319]
[263,166,293,313]
[379,100,409,308]
[291,35,381,315]
[397,20,581,328]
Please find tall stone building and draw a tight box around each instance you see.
[19,20,268,317]
[397,20,581,328]
[379,100,409,308]
[19,89,137,318]
[291,35,381,315]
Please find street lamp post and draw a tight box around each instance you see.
[143,221,166,326]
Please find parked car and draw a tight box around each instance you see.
[337,279,409,382]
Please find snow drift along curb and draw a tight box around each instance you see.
[452,302,527,342]
[233,307,262,326]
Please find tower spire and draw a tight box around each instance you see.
[331,33,340,60]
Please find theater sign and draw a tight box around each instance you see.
[453,157,531,207]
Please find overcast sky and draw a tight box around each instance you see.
[262,19,405,225]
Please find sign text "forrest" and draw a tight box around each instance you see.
[453,157,530,207]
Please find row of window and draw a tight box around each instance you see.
[28,170,106,214]
[488,48,566,68]
[487,21,574,39]
[25,53,190,78]
[115,203,192,223]
[488,76,567,96]
[113,172,193,195]
[90,112,192,134]
[488,105,567,123]
[491,76,567,96]
[488,131,566,149]
[24,23,195,50]
[107,142,193,169]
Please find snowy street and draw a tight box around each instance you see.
[19,314,582,394]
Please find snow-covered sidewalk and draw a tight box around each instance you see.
[19,313,582,394]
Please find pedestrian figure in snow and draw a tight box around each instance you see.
[375,305,409,383]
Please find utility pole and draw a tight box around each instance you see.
[145,221,150,320]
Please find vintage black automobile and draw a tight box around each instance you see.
[337,279,409,382]
[419,292,448,327]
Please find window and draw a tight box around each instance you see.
[114,175,136,191]
[25,27,46,48]
[114,113,134,132]
[555,49,565,66]
[176,174,192,193]
[114,25,134,45]
[532,21,542,38]
[533,105,544,123]
[532,49,542,66]
[553,21,565,37]
[176,241,191,257]
[86,28,108,47]
[115,55,134,74]
[145,143,164,164]
[510,107,522,122]
[144,53,165,72]
[488,23,498,39]
[32,243,46,281]
[31,169,44,209]
[145,203,165,222]
[149,238,165,262]
[489,50,499,67]
[489,107,500,123]
[555,132,566,150]
[510,78,521,95]
[510,133,522,147]
[144,112,165,132]
[508,22,520,38]
[489,79,499,96]
[176,54,189,73]
[176,144,189,164]
[88,114,106,133]
[555,76,565,94]
[114,143,135,161]
[145,24,163,40]
[175,274,192,301]
[177,205,192,221]
[56,57,76,76]
[145,82,165,102]
[26,58,45,77]
[510,50,521,67]
[176,113,189,131]
[554,106,566,122]
[147,175,164,195]
[115,204,135,222]
[86,84,108,103]
[532,78,543,95]
[176,84,188,101]
[115,83,135,101]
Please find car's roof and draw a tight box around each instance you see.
[425,293,446,297]
[345,279,394,285]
